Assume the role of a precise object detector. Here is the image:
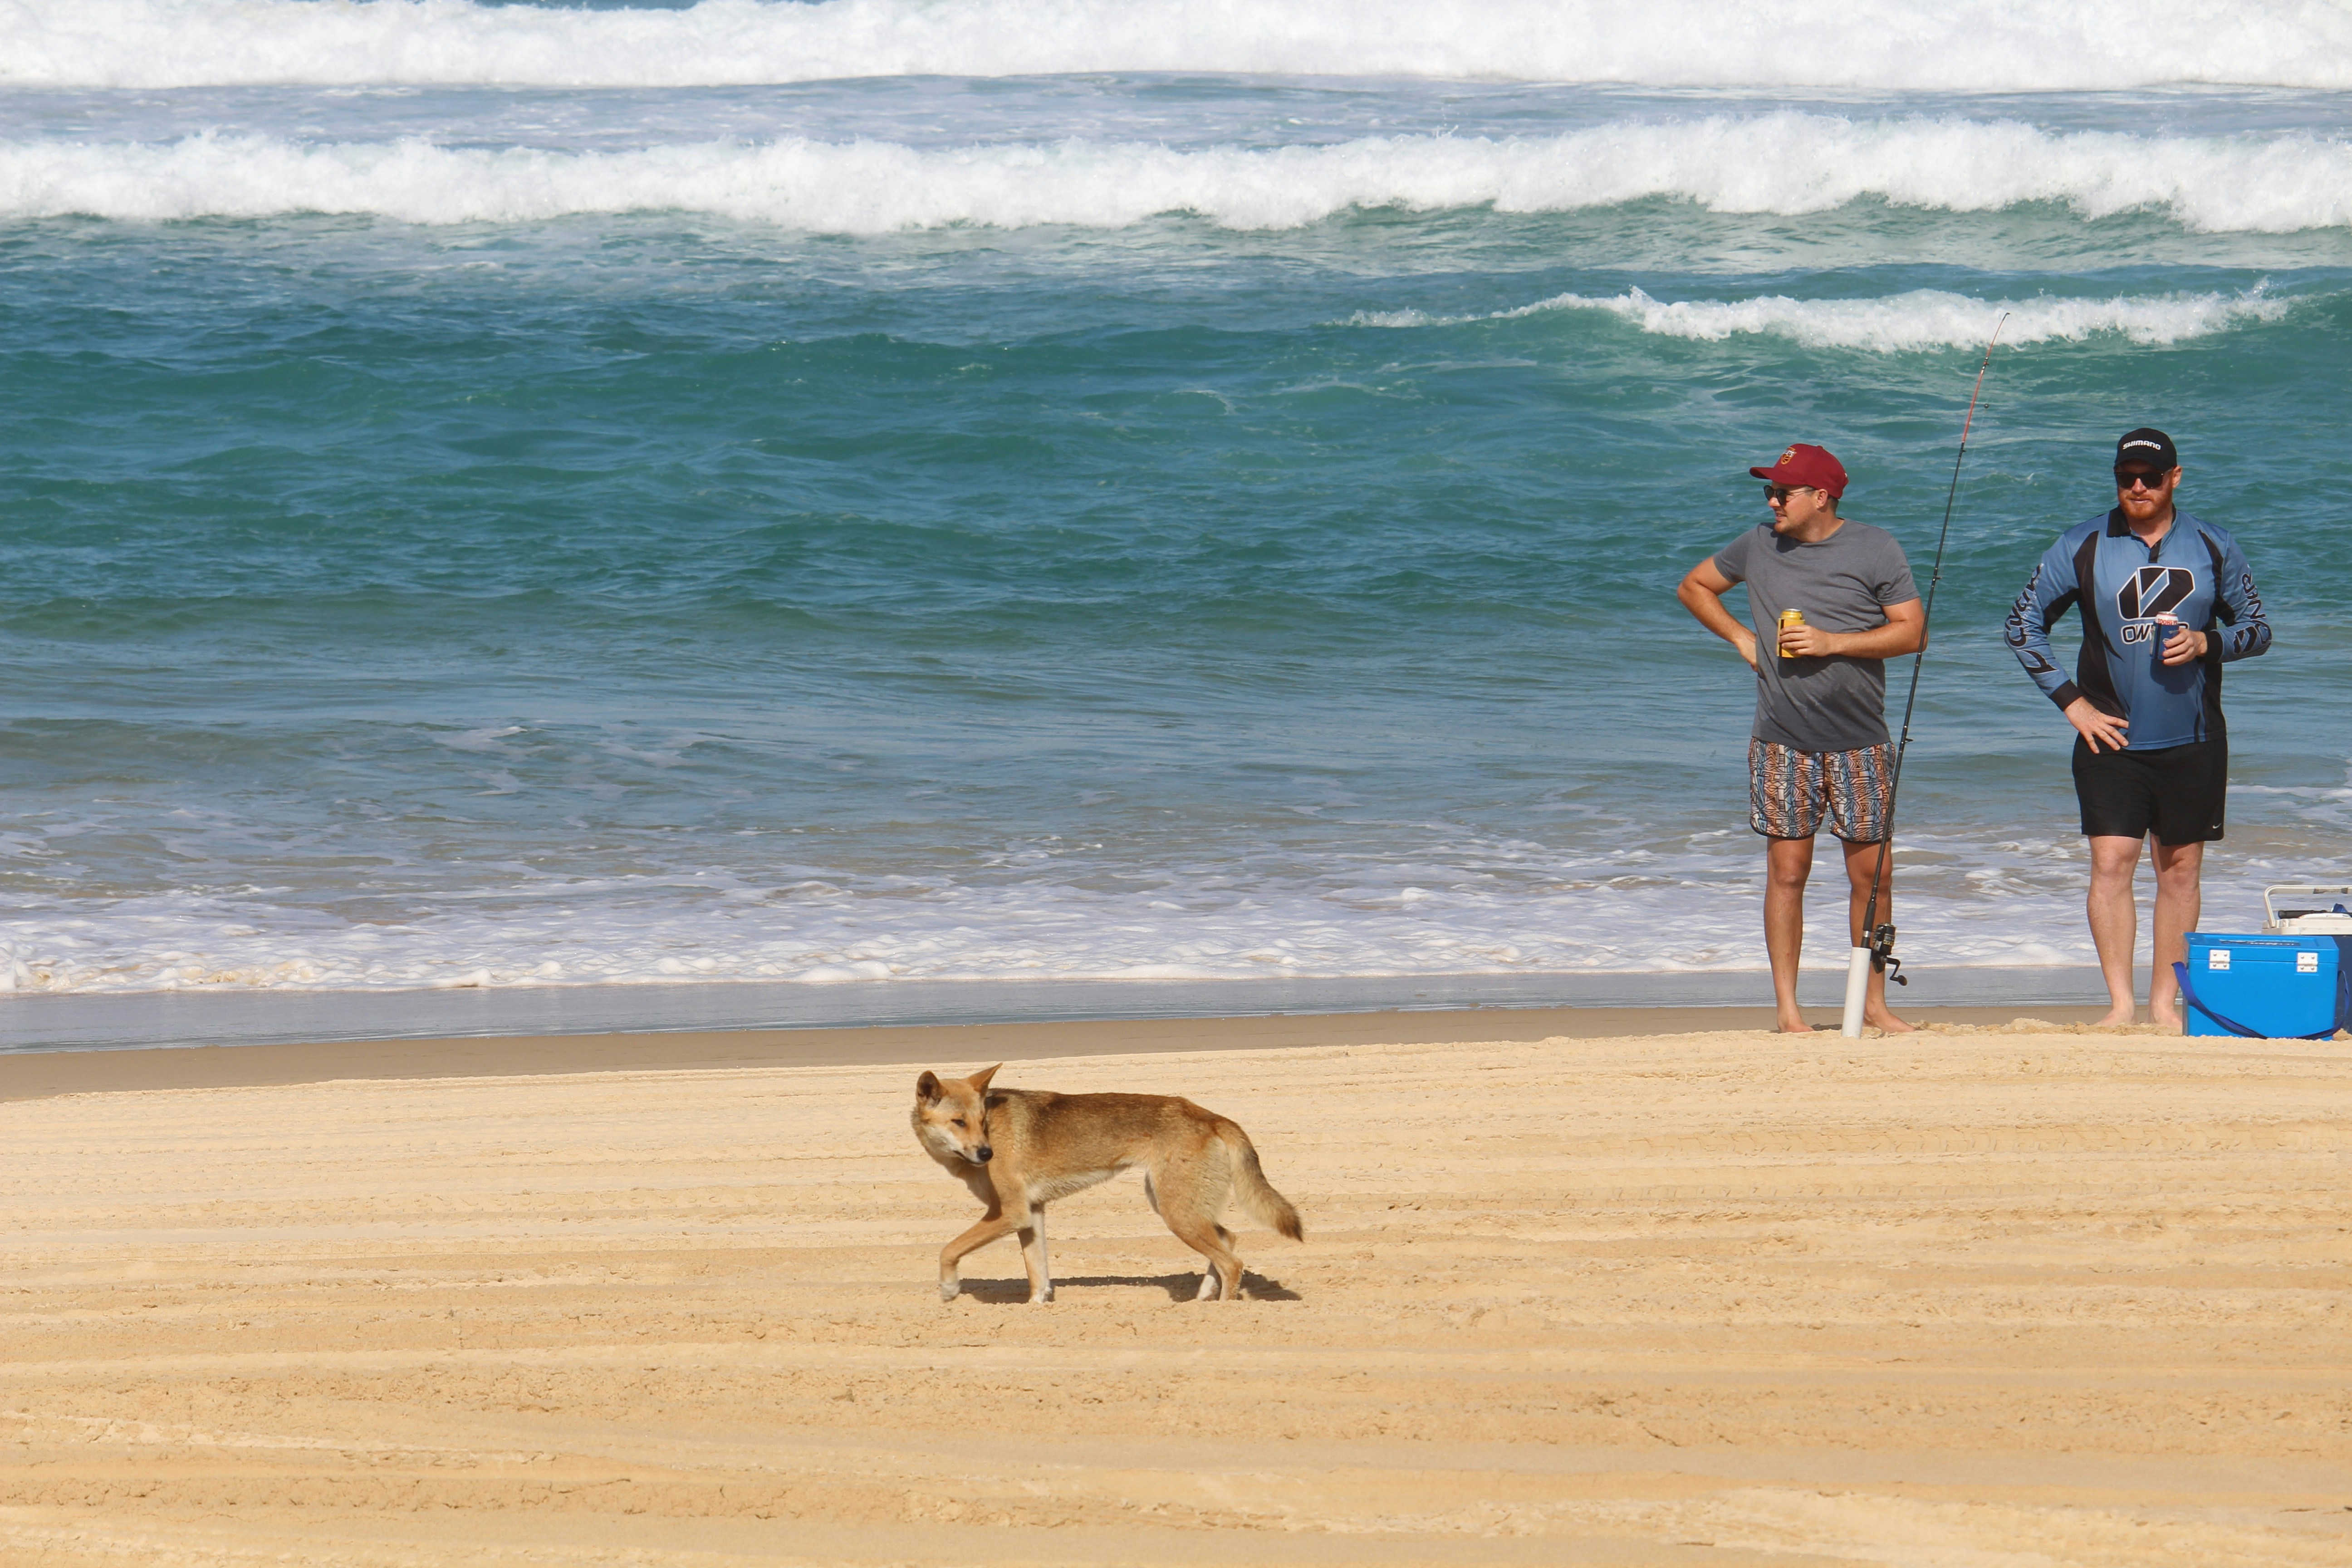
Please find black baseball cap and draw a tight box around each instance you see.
[2114,427,2178,472]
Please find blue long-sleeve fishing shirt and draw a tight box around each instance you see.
[2004,507,2272,750]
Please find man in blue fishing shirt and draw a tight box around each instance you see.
[2005,428,2272,1029]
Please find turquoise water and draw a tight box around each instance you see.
[3,2,2350,1001]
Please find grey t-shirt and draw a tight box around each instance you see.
[1712,519,1920,752]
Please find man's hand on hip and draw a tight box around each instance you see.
[1676,557,1763,671]
[2064,696,2129,752]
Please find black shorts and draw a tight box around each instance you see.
[2072,736,2226,844]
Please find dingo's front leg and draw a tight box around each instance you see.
[938,1207,1017,1302]
[1018,1204,1053,1303]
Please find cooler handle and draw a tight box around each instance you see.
[2172,960,2350,1041]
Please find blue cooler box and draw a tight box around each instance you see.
[2179,934,2351,1039]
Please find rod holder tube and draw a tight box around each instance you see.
[1840,946,1872,1037]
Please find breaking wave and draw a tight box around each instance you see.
[6,0,2351,91]
[1352,285,2300,352]
[6,117,2352,233]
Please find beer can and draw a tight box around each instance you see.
[1778,608,1804,658]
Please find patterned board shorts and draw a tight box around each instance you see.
[1749,739,1894,843]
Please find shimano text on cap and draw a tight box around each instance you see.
[2114,427,2178,471]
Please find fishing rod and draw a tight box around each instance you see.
[1840,314,2008,1039]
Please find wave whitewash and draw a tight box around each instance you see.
[8,119,2352,232]
[2,5,2349,1001]
[9,0,2352,90]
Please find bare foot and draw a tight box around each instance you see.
[1863,1010,1914,1034]
[2090,1006,2136,1027]
[2147,1009,2183,1033]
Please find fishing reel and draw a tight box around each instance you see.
[1869,921,1906,986]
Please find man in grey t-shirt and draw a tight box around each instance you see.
[1676,443,1925,1033]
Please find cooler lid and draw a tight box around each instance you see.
[2264,884,2352,930]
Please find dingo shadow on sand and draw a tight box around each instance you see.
[954,1271,1303,1303]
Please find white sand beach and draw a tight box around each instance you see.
[3,1018,2346,1566]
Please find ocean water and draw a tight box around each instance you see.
[3,0,2350,1010]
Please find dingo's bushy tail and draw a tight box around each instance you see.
[1216,1122,1303,1241]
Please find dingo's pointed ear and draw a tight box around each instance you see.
[968,1063,1001,1093]
[916,1071,942,1102]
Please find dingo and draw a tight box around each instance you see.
[911,1064,1303,1303]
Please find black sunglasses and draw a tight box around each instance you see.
[1761,483,1818,503]
[2114,467,2173,491]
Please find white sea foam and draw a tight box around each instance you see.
[7,730,2346,996]
[6,0,2350,90]
[1355,285,2297,351]
[2,815,2339,997]
[6,118,2352,233]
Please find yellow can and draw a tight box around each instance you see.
[1778,608,1804,658]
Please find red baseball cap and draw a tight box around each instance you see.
[1749,442,1847,500]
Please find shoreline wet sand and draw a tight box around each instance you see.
[0,1001,2121,1101]
[5,1016,2344,1566]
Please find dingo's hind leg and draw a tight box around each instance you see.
[1191,1225,1239,1299]
[1168,1215,1243,1301]
[1156,1162,1245,1300]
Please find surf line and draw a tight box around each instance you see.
[1840,314,2009,1039]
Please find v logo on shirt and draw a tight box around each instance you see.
[2117,565,2194,620]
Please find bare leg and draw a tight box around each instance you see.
[2147,839,2204,1030]
[1018,1204,1054,1303]
[1765,836,1816,1032]
[1839,837,1913,1031]
[2085,834,2144,1025]
[938,1207,1017,1302]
